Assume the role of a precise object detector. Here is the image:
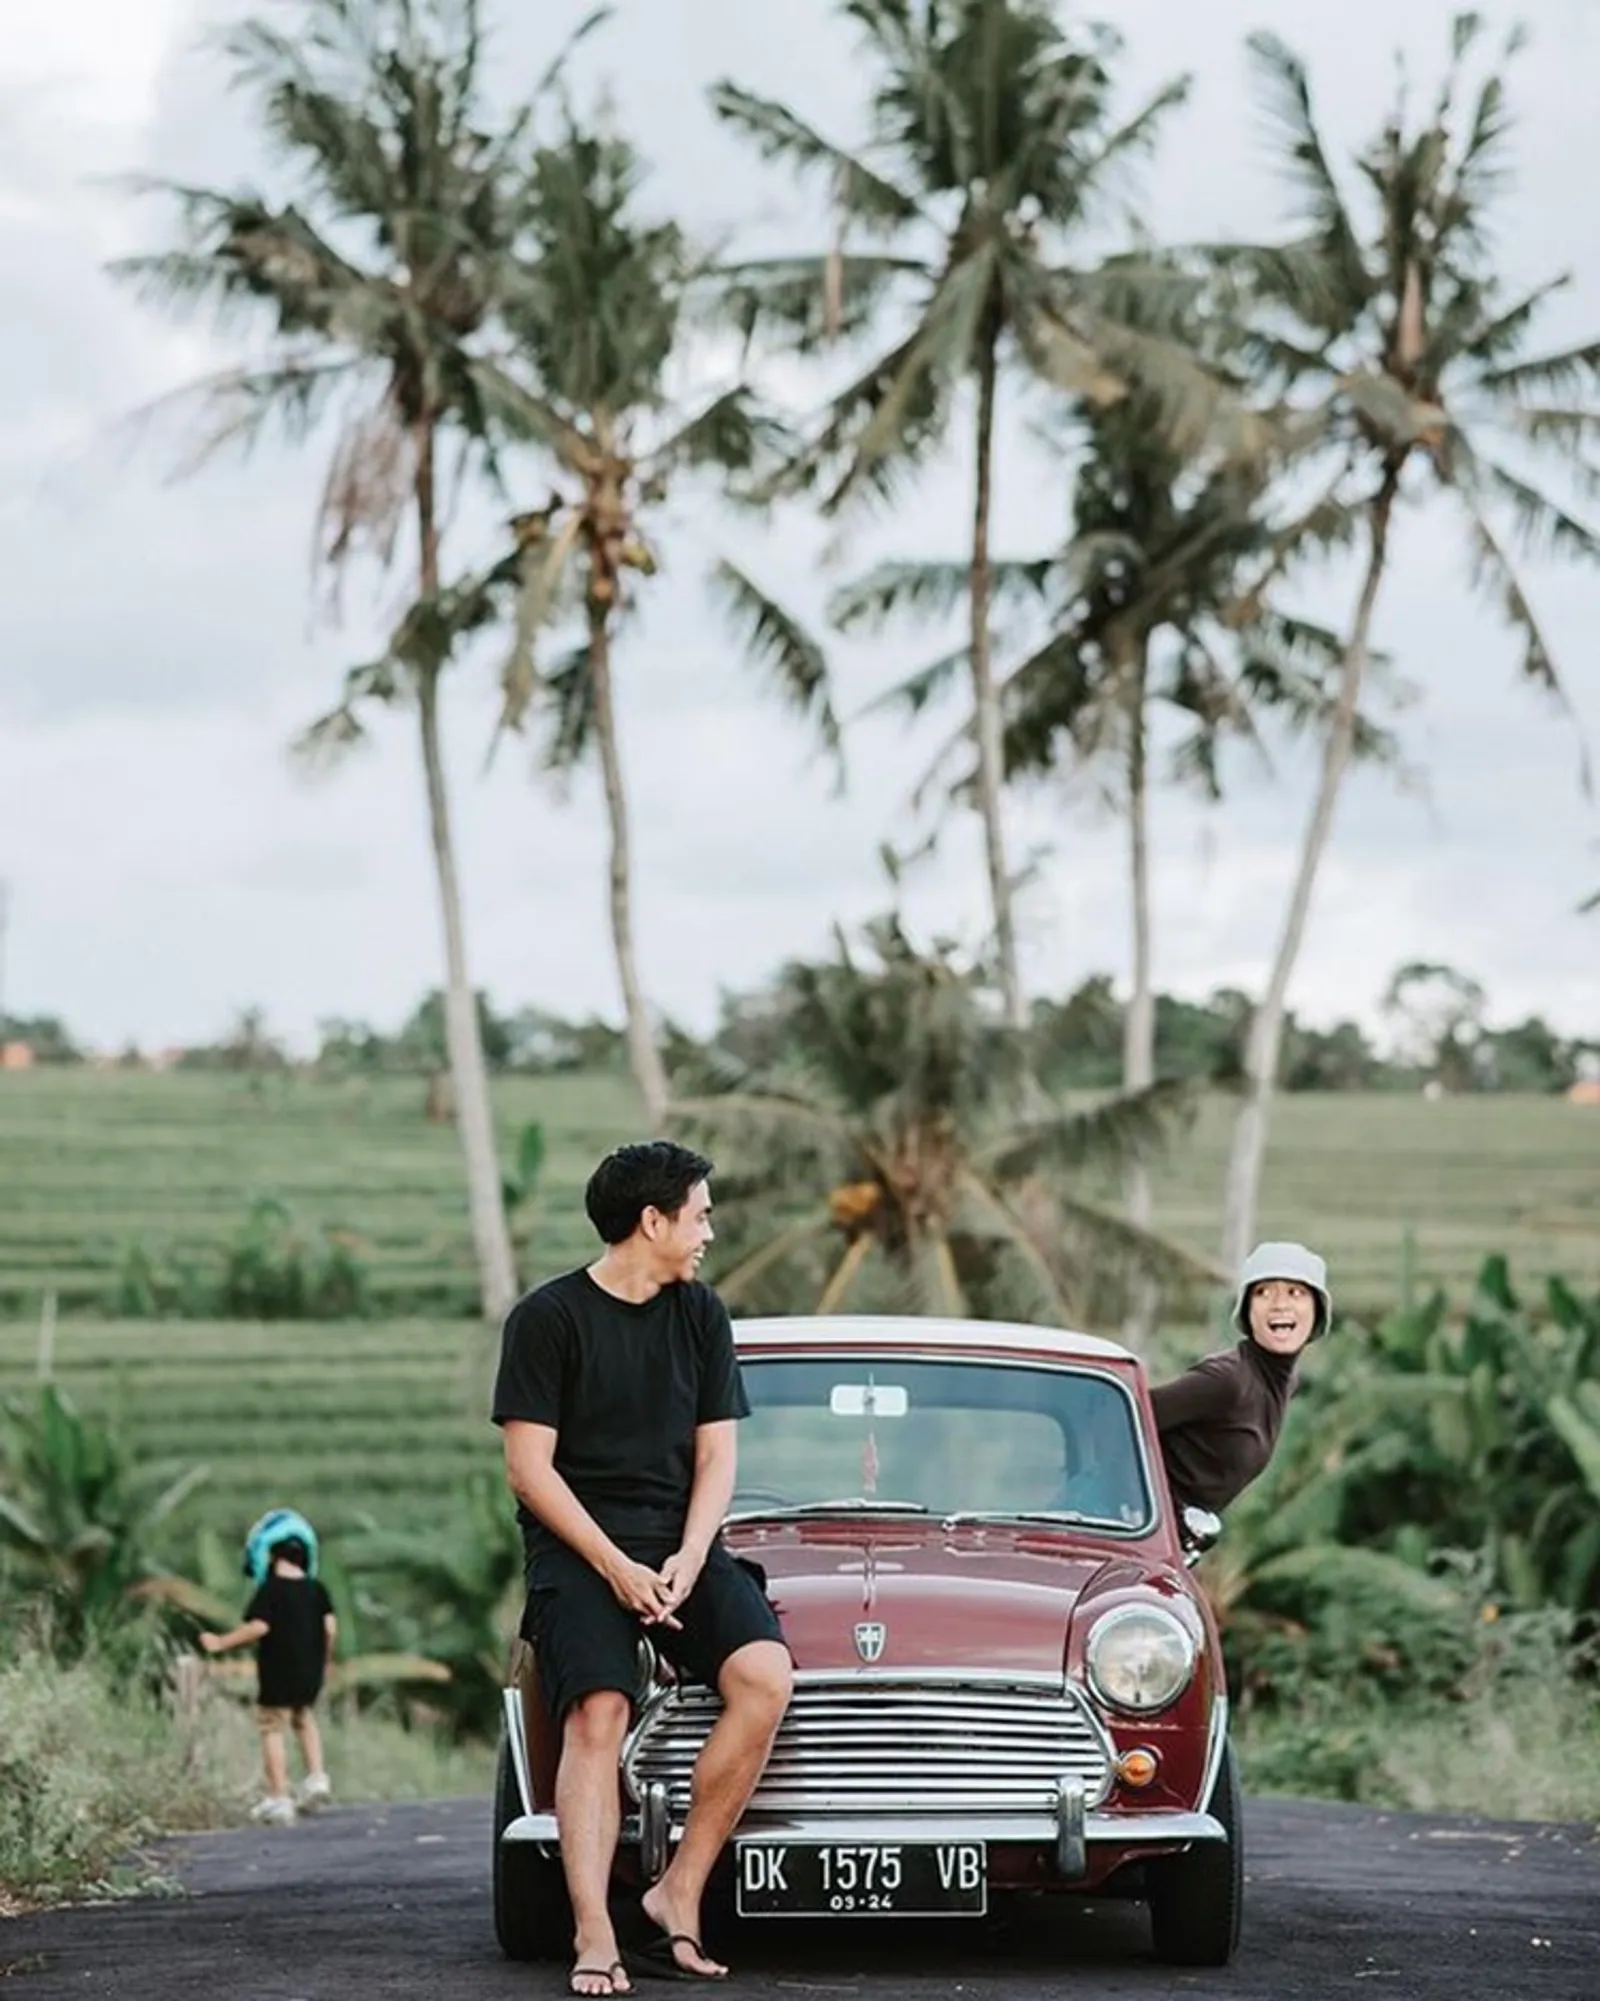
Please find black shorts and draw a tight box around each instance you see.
[523,1539,785,1722]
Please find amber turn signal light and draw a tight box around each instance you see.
[1114,1748,1160,1788]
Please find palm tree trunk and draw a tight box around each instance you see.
[1121,635,1158,1350]
[586,600,669,1127]
[969,329,1026,1032]
[1220,472,1401,1272]
[412,421,517,1325]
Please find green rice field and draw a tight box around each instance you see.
[1,1068,1595,1544]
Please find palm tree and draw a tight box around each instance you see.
[712,0,1212,1031]
[832,288,1391,1343]
[476,109,841,1126]
[672,912,1221,1328]
[109,0,568,1322]
[1211,17,1600,1270]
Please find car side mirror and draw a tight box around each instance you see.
[1180,1506,1222,1565]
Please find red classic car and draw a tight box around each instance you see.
[493,1315,1239,1968]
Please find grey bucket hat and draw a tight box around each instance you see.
[1233,1240,1331,1339]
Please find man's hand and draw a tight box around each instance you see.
[605,1553,682,1629]
[198,1631,222,1655]
[657,1544,707,1616]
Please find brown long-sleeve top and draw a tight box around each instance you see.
[1149,1339,1299,1514]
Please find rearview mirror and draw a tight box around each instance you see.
[829,1383,908,1417]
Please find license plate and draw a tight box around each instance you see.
[734,1840,987,1918]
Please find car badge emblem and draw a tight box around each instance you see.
[854,1620,886,1664]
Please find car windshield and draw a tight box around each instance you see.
[731,1354,1154,1534]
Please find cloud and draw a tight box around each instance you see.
[0,0,1595,1053]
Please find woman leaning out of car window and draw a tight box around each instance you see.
[1149,1241,1331,1521]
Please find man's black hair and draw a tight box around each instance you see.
[585,1140,715,1246]
[269,1536,310,1570]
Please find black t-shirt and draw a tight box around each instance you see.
[491,1267,749,1558]
[245,1571,334,1708]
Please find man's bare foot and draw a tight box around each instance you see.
[569,1965,625,1997]
[637,1885,726,1979]
[570,1924,631,1995]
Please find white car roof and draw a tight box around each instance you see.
[732,1313,1136,1366]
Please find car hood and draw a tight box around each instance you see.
[725,1518,1132,1677]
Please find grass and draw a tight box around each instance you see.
[1,1068,1596,1322]
[1236,1678,1600,1824]
[0,1629,495,1908]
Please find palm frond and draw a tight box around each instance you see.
[707,83,922,232]
[537,642,600,775]
[830,557,1049,634]
[650,388,791,480]
[469,360,593,469]
[291,657,406,767]
[1471,456,1600,572]
[826,246,998,511]
[1046,1190,1229,1292]
[714,1215,837,1307]
[954,1168,1076,1325]
[1243,33,1370,310]
[976,1077,1195,1185]
[1072,77,1193,199]
[858,645,972,725]
[669,1091,857,1156]
[115,358,360,477]
[818,1233,877,1314]
[1478,335,1600,403]
[712,252,923,352]
[711,562,843,776]
[497,510,585,740]
[1457,498,1590,803]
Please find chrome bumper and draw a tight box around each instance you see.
[501,1808,1224,1849]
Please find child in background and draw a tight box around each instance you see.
[202,1528,337,1825]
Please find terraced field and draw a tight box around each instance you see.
[0,1314,493,1538]
[1,1068,1594,1543]
[0,1067,640,1317]
[1,1067,1593,1318]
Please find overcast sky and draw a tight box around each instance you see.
[0,0,1596,1055]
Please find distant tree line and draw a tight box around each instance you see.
[13,956,1588,1096]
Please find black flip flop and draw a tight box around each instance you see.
[623,1923,727,1983]
[569,1960,628,1995]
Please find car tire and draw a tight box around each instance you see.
[492,1730,571,1962]
[1146,1738,1243,1967]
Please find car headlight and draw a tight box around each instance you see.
[1085,1604,1196,1714]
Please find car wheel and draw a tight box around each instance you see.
[492,1730,571,1962]
[1146,1738,1243,1967]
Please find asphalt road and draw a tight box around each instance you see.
[3,1795,1596,2000]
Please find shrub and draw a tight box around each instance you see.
[0,1632,238,1904]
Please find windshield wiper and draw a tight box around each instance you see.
[940,1508,1111,1529]
[725,1498,931,1521]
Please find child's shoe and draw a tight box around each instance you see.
[249,1794,297,1827]
[296,1772,332,1812]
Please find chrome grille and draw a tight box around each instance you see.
[624,1673,1112,1819]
